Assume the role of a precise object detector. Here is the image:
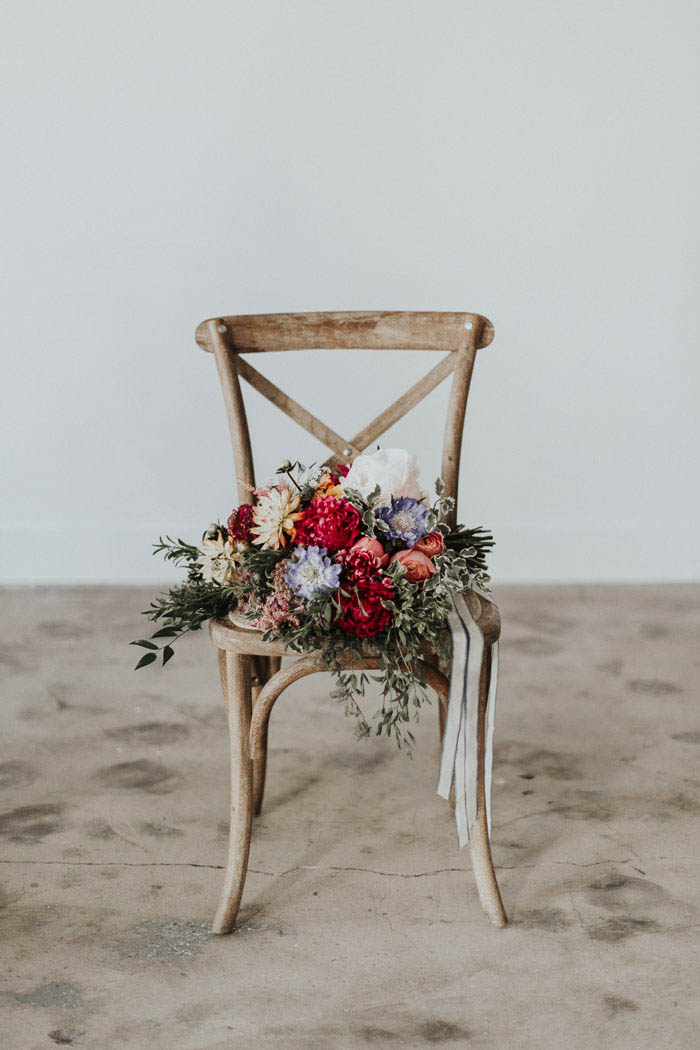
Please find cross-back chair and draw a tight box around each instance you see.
[195,311,508,934]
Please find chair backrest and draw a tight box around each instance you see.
[195,310,494,528]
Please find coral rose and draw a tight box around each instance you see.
[350,536,389,567]
[412,530,445,557]
[389,548,436,583]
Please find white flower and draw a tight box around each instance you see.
[197,532,240,585]
[297,464,323,489]
[250,487,301,549]
[341,447,425,507]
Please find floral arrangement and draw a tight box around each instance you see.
[132,448,493,751]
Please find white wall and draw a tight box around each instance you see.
[2,0,698,584]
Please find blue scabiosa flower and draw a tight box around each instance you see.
[377,497,430,546]
[284,545,342,601]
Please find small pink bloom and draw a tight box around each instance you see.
[389,548,436,583]
[350,536,389,567]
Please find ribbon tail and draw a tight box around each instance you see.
[485,640,499,837]
[455,593,484,842]
[436,600,468,800]
[437,592,487,850]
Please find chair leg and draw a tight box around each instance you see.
[212,649,254,935]
[469,645,508,927]
[252,656,281,816]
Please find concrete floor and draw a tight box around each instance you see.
[0,585,698,1049]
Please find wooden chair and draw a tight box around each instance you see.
[194,311,508,934]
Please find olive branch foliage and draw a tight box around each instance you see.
[132,475,493,753]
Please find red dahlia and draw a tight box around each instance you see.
[337,572,395,638]
[227,503,254,543]
[293,496,361,554]
[337,545,382,583]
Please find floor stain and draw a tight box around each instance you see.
[627,679,681,696]
[0,803,64,843]
[507,638,563,657]
[94,759,180,794]
[358,1026,402,1043]
[139,821,184,837]
[587,870,666,911]
[0,760,37,791]
[603,995,638,1015]
[38,621,86,640]
[11,981,83,1007]
[650,789,700,820]
[49,1029,85,1045]
[588,916,656,943]
[417,1019,471,1043]
[596,658,623,676]
[671,730,700,744]
[115,920,212,958]
[498,743,582,781]
[639,623,668,639]
[516,907,570,932]
[84,818,117,840]
[105,722,189,745]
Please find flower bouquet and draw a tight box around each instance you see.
[132,448,493,750]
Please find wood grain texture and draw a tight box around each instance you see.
[441,319,481,529]
[212,651,253,935]
[208,320,255,505]
[196,311,494,354]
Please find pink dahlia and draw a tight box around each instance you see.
[293,496,361,554]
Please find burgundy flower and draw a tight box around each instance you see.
[227,503,254,543]
[335,462,351,478]
[335,549,395,637]
[293,496,361,554]
[337,545,382,582]
[337,571,395,638]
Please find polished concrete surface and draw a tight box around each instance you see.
[1,585,698,1049]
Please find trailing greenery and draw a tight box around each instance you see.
[132,461,494,753]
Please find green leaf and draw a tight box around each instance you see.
[130,639,159,650]
[162,645,175,665]
[151,627,178,638]
[135,652,157,669]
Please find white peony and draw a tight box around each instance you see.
[340,447,425,507]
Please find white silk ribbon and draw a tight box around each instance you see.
[437,592,499,848]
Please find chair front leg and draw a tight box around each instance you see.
[212,649,254,935]
[469,644,508,927]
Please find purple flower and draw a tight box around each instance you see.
[377,497,430,546]
[284,545,342,601]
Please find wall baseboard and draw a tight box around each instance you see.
[1,523,697,584]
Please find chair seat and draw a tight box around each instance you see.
[209,589,501,655]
